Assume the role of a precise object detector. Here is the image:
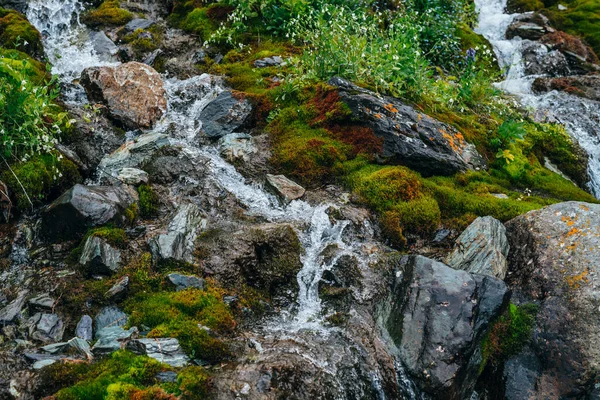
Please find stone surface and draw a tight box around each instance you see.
[90,31,119,62]
[521,41,570,76]
[541,30,600,73]
[149,203,206,263]
[503,346,542,400]
[505,202,600,398]
[445,216,509,279]
[81,62,167,129]
[79,235,122,275]
[533,75,600,101]
[166,273,206,291]
[105,275,129,300]
[330,77,485,176]
[382,255,509,399]
[127,338,189,367]
[41,184,137,239]
[28,294,55,311]
[219,133,257,162]
[506,13,554,40]
[0,290,27,324]
[253,56,284,68]
[76,315,93,341]
[95,306,128,334]
[25,313,64,343]
[92,326,138,354]
[199,90,252,138]
[265,174,306,203]
[0,0,27,12]
[117,167,149,185]
[123,18,155,33]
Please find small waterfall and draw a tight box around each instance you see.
[474,0,600,197]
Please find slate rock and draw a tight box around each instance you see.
[95,306,128,335]
[199,90,252,138]
[26,313,64,343]
[127,338,189,367]
[167,273,206,291]
[123,18,155,34]
[105,275,129,300]
[28,294,55,311]
[79,235,122,275]
[90,31,118,62]
[265,174,306,203]
[76,315,93,341]
[117,167,149,185]
[253,56,284,68]
[92,326,138,354]
[0,290,28,324]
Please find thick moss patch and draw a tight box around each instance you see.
[82,0,133,28]
[0,8,43,59]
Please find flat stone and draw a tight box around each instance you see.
[80,236,122,275]
[92,326,138,354]
[76,315,93,341]
[253,56,284,68]
[105,275,129,300]
[167,273,206,291]
[28,294,55,311]
[127,338,189,367]
[117,167,149,185]
[155,371,178,383]
[29,313,64,343]
[91,31,118,62]
[0,290,28,324]
[266,174,306,203]
[95,306,128,335]
[124,18,155,33]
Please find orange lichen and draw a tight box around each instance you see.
[565,269,589,290]
[384,103,399,113]
[441,129,466,153]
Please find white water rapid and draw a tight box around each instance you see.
[475,0,600,197]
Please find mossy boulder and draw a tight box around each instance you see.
[0,8,43,59]
[81,0,133,28]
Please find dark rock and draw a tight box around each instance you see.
[95,306,127,334]
[79,235,122,275]
[155,371,178,383]
[76,315,93,341]
[0,0,27,12]
[265,174,306,203]
[92,326,138,354]
[505,201,600,398]
[330,77,486,176]
[123,18,155,33]
[199,90,252,138]
[253,56,284,68]
[126,338,188,367]
[23,313,64,343]
[382,255,509,399]
[506,13,554,41]
[503,347,541,400]
[521,41,570,76]
[41,184,137,239]
[105,275,129,300]
[533,75,600,101]
[445,216,509,279]
[0,290,27,324]
[166,273,206,291]
[541,31,600,73]
[433,228,451,243]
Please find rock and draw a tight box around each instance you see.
[28,294,55,311]
[39,337,93,360]
[199,90,252,138]
[76,315,93,341]
[166,273,206,291]
[521,41,570,77]
[506,13,554,41]
[105,275,129,300]
[504,201,600,398]
[330,77,485,176]
[90,31,119,62]
[24,313,64,343]
[67,337,94,359]
[532,75,600,101]
[445,216,509,279]
[126,338,189,367]
[265,174,306,203]
[149,203,206,263]
[123,18,155,34]
[540,31,600,73]
[41,184,138,239]
[0,0,27,12]
[381,255,509,399]
[0,290,27,324]
[490,193,509,199]
[80,62,168,129]
[95,306,128,334]
[558,3,568,10]
[92,326,138,354]
[253,56,284,68]
[503,346,542,400]
[219,133,257,162]
[79,235,122,275]
[155,371,178,383]
[117,167,148,185]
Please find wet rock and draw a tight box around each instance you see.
[166,273,206,291]
[253,56,284,68]
[149,203,206,264]
[41,184,137,239]
[117,167,148,185]
[123,18,155,34]
[95,306,128,334]
[330,77,485,176]
[28,294,55,312]
[506,13,554,40]
[445,216,509,279]
[25,313,64,343]
[199,90,252,138]
[90,31,118,62]
[521,41,570,76]
[265,174,306,203]
[219,133,257,162]
[126,338,189,367]
[92,326,138,354]
[79,235,122,275]
[76,315,93,341]
[156,371,178,383]
[532,75,600,101]
[81,62,168,129]
[0,290,27,324]
[382,255,509,399]
[505,201,600,398]
[105,275,129,300]
[0,0,27,13]
[503,346,541,400]
[541,31,600,73]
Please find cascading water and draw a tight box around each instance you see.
[474,0,600,197]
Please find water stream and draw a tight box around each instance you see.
[474,0,600,197]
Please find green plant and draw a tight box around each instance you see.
[138,184,158,218]
[82,0,133,28]
[0,8,43,58]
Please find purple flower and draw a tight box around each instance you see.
[466,48,476,61]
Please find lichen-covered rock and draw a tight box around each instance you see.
[80,235,122,275]
[219,133,257,163]
[80,62,167,129]
[41,184,138,239]
[199,90,252,138]
[381,255,509,399]
[446,216,509,279]
[105,275,129,300]
[265,174,306,203]
[330,77,485,176]
[521,41,570,77]
[541,31,600,73]
[505,201,600,398]
[117,167,148,185]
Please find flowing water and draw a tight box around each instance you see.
[474,0,600,197]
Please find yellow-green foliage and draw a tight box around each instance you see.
[0,8,43,58]
[138,184,158,218]
[82,0,133,28]
[88,226,127,247]
[1,154,81,210]
[455,23,500,72]
[0,48,48,82]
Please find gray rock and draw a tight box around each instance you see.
[330,77,486,176]
[92,326,138,354]
[41,184,138,239]
[253,56,284,68]
[199,90,252,138]
[123,18,155,34]
[95,306,128,335]
[79,235,122,275]
[105,275,129,300]
[0,0,27,12]
[149,203,206,263]
[167,273,206,291]
[506,13,554,40]
[0,290,28,324]
[156,371,178,383]
[533,75,600,102]
[127,338,189,367]
[28,294,55,311]
[33,359,58,369]
[382,255,509,399]
[117,167,149,185]
[76,315,93,341]
[505,201,600,398]
[219,133,257,162]
[503,347,541,400]
[26,313,64,343]
[67,337,94,359]
[445,216,509,279]
[91,31,119,62]
[521,41,570,77]
[266,174,306,203]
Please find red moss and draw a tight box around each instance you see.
[329,124,384,157]
[206,4,235,21]
[309,87,352,126]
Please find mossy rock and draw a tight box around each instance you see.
[0,8,44,59]
[0,48,49,83]
[137,183,158,218]
[82,0,133,28]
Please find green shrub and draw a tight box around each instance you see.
[82,0,133,28]
[138,184,158,218]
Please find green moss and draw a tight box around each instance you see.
[124,202,138,224]
[138,184,158,218]
[1,154,81,211]
[178,7,215,40]
[455,23,500,72]
[82,0,133,28]
[0,48,48,83]
[0,8,43,59]
[88,226,127,247]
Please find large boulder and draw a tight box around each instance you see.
[540,31,600,73]
[506,13,554,41]
[445,216,509,279]
[80,62,167,129]
[41,184,137,239]
[381,255,509,399]
[532,75,600,101]
[199,90,252,139]
[330,77,485,176]
[504,201,600,398]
